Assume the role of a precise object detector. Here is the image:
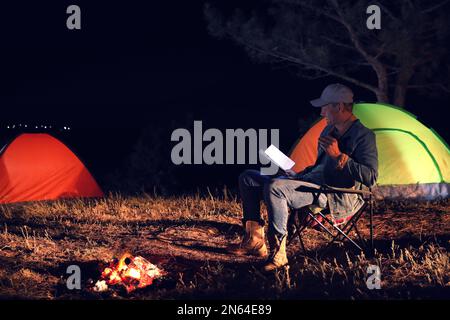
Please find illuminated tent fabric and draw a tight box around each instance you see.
[289,103,450,200]
[0,133,104,204]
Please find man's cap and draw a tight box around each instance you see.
[310,83,354,107]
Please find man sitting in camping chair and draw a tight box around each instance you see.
[227,83,378,272]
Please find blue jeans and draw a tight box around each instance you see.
[238,169,328,237]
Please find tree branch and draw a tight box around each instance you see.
[285,0,386,72]
[421,0,450,14]
[329,0,389,100]
[374,43,388,60]
[329,0,381,68]
[298,72,330,81]
[437,84,450,93]
[274,35,361,68]
[373,1,402,23]
[289,0,343,24]
[320,35,357,51]
[407,83,450,93]
[229,32,381,94]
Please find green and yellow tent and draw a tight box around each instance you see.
[289,103,449,200]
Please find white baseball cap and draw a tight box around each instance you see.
[310,83,354,107]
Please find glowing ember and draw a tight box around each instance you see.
[93,253,166,293]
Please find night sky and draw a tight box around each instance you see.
[1,1,448,193]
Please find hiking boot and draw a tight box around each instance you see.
[227,221,268,258]
[263,233,288,272]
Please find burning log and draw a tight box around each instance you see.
[93,253,166,293]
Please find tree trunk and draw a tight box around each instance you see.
[393,85,407,107]
[374,62,390,104]
[375,90,389,104]
[393,66,414,107]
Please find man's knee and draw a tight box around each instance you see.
[238,169,259,187]
[263,179,286,197]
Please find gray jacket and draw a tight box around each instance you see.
[297,119,378,219]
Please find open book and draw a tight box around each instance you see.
[263,144,296,171]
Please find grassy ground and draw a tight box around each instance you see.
[0,193,448,300]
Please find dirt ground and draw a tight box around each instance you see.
[0,194,448,300]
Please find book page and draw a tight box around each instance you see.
[264,145,295,171]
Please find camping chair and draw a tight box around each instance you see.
[287,184,374,256]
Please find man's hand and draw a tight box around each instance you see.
[318,135,341,159]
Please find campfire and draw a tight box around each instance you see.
[93,253,166,293]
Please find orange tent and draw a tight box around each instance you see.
[289,118,327,174]
[0,133,103,204]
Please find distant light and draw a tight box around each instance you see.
[25,125,27,128]
[35,126,38,129]
[7,126,9,129]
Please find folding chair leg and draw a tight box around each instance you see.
[308,212,364,251]
[307,212,334,237]
[322,211,365,252]
[338,207,366,236]
[345,201,374,255]
[288,198,376,256]
[287,212,299,246]
[354,226,367,248]
[287,230,296,246]
[298,233,306,253]
[287,211,305,246]
[369,196,375,256]
[326,224,363,251]
[289,213,310,254]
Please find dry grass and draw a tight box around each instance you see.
[0,194,448,300]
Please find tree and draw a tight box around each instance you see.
[204,0,450,107]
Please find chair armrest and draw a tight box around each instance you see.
[322,184,373,197]
[295,184,372,197]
